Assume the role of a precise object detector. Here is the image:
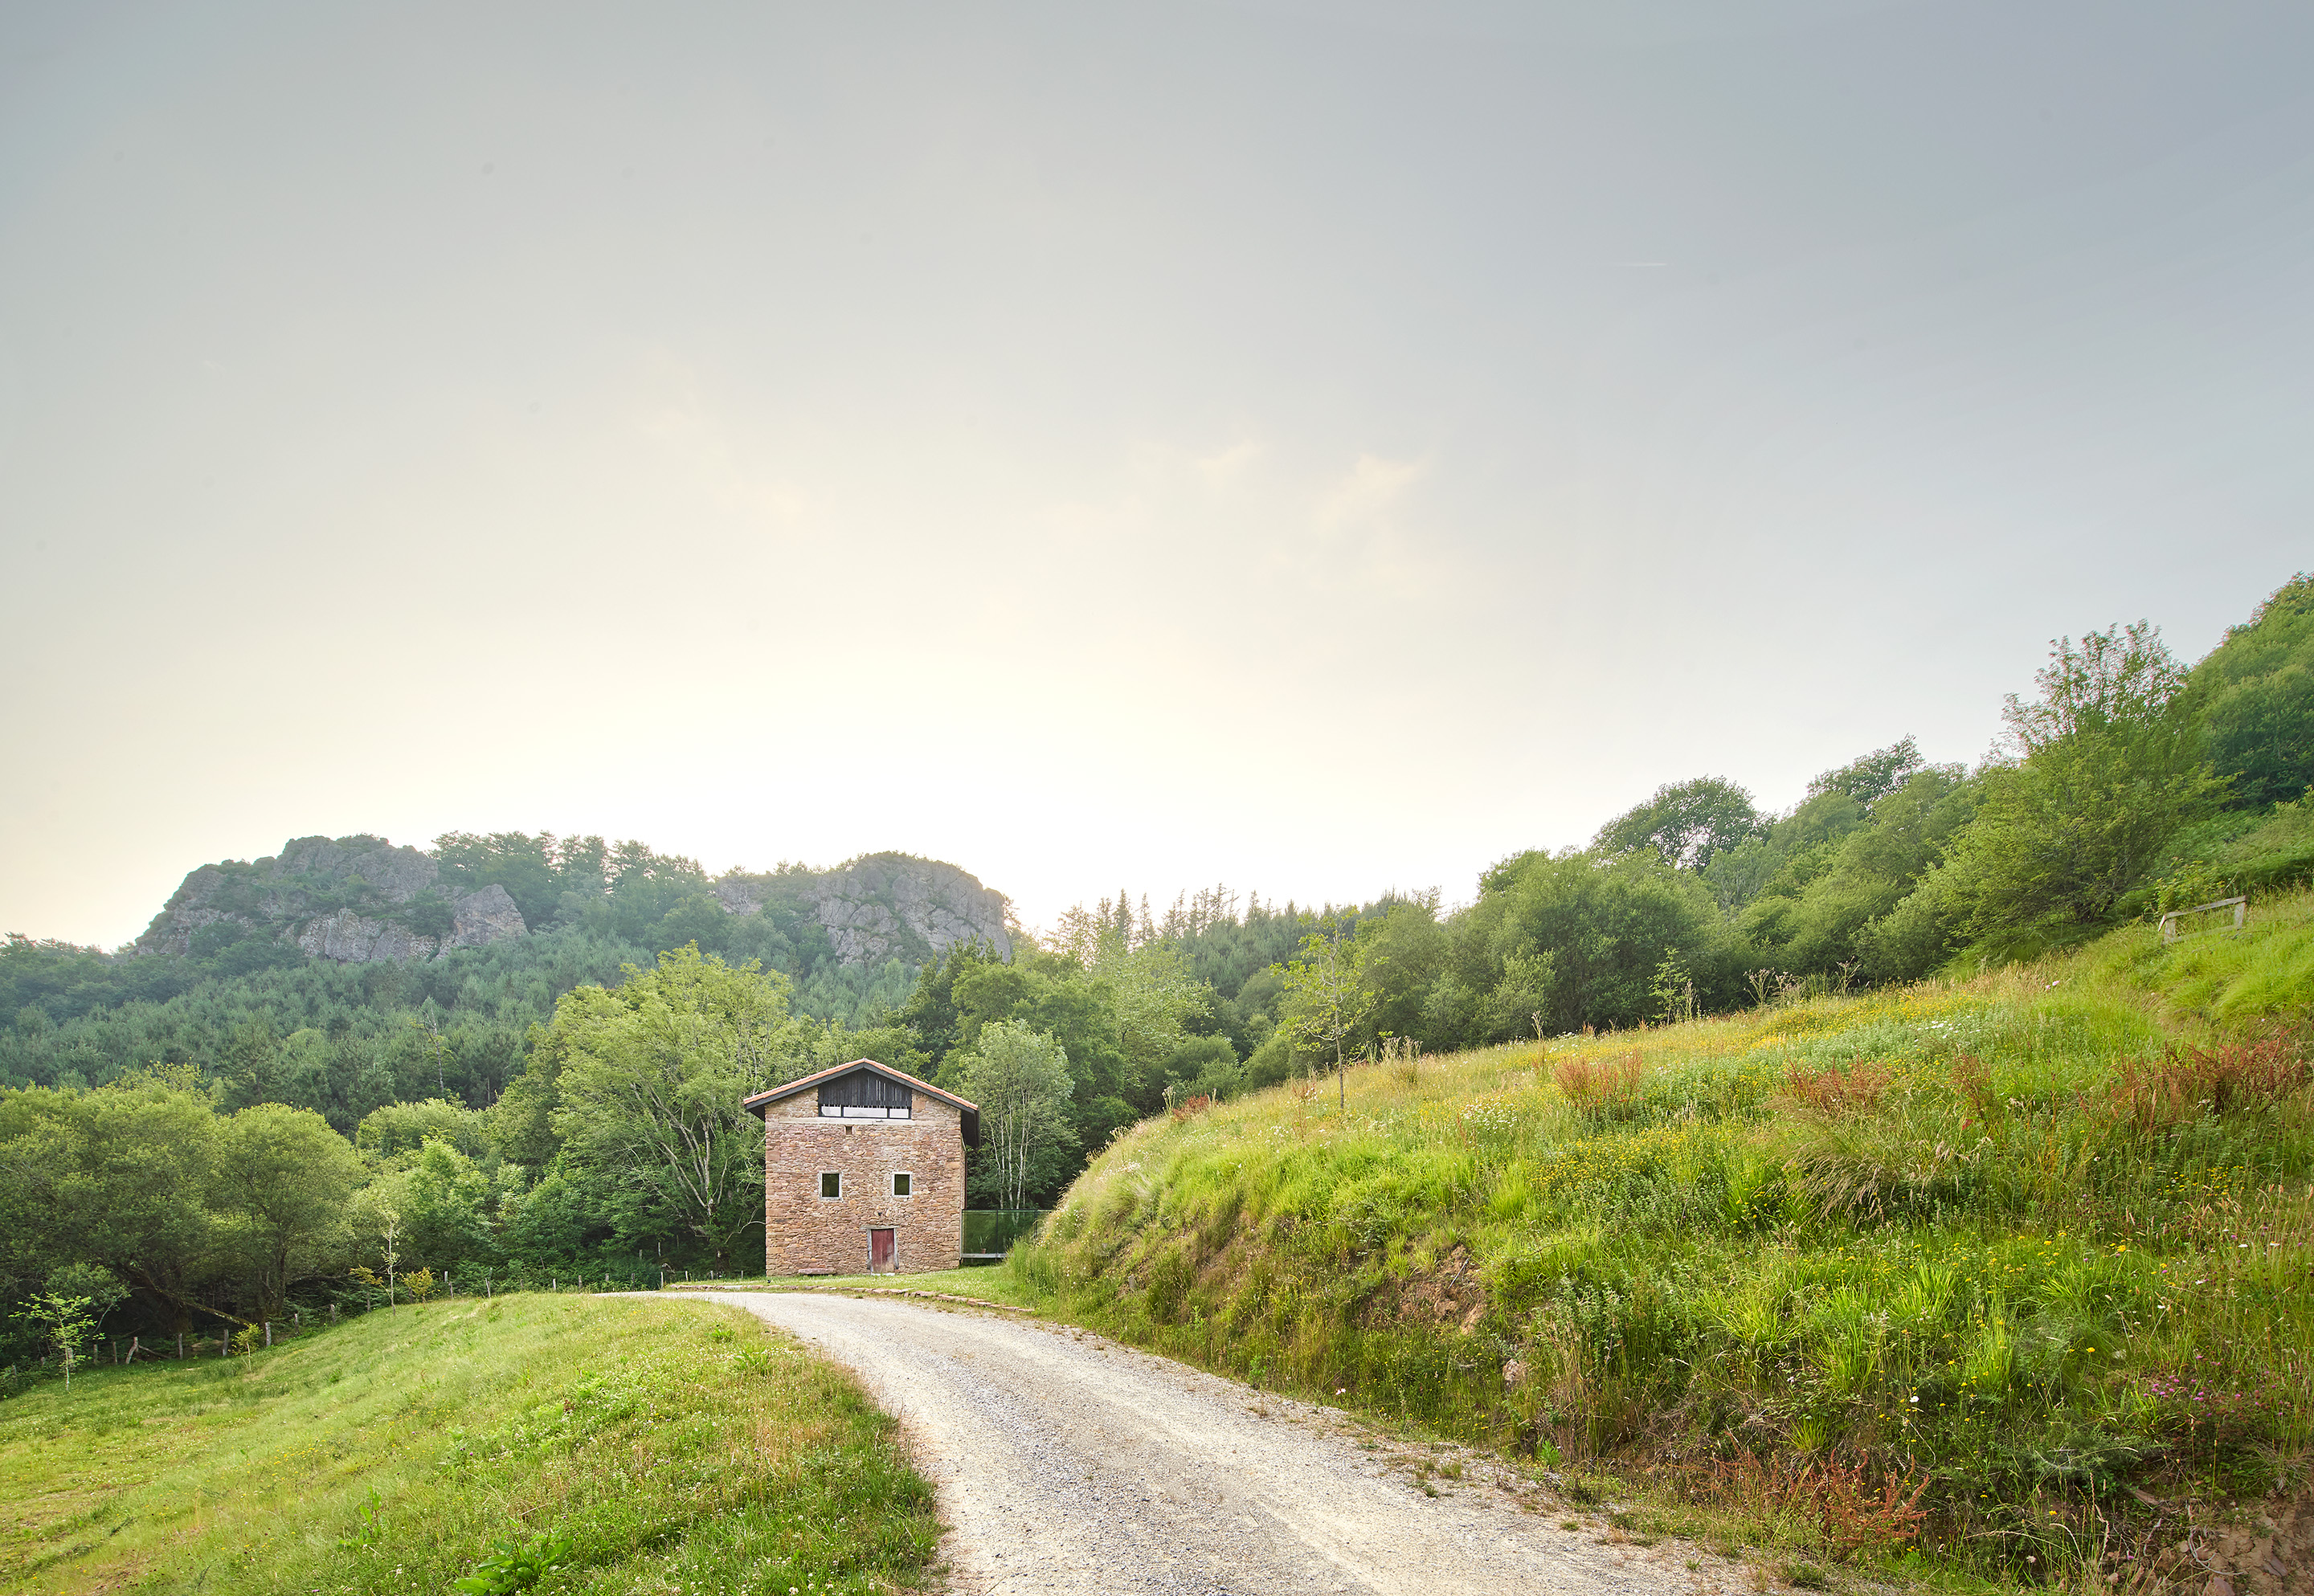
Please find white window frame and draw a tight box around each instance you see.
[889,1171,914,1198]
[818,1171,842,1200]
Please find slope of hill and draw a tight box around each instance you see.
[1013,891,2314,1584]
[0,1291,937,1596]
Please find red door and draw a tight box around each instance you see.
[869,1228,896,1272]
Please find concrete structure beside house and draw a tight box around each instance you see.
[744,1059,979,1276]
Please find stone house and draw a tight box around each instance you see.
[744,1059,980,1276]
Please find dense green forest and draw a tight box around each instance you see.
[2,575,2308,1366]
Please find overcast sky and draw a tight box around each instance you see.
[3,0,2309,949]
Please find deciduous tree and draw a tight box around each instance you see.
[1276,919,1382,1109]
[213,1103,362,1319]
[545,945,802,1268]
[1943,624,2226,932]
[956,1022,1077,1213]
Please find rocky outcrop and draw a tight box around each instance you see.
[294,910,439,964]
[132,835,1005,972]
[133,836,529,964]
[287,885,526,963]
[713,880,768,916]
[713,854,1012,965]
[811,855,1012,965]
[272,835,437,904]
[448,884,526,949]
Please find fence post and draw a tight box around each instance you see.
[264,1322,272,1348]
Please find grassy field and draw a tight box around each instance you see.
[0,1292,939,1596]
[1006,891,2314,1586]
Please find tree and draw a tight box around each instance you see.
[1275,919,1382,1110]
[2193,573,2314,810]
[1354,896,1449,1049]
[546,945,803,1268]
[2003,622,2195,752]
[1099,943,1211,1106]
[1942,624,2226,933]
[15,1288,98,1389]
[1736,765,1977,978]
[1591,778,1761,872]
[1806,737,1926,810]
[345,1193,405,1308]
[1446,849,1723,1036]
[212,1104,362,1319]
[362,1138,502,1277]
[0,1070,240,1335]
[955,1023,1077,1213]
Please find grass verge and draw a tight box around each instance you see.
[673,1271,1044,1311]
[0,1292,938,1596]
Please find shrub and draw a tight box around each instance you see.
[1777,1060,1892,1116]
[2103,1031,2309,1130]
[1555,1051,1646,1111]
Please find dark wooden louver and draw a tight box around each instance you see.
[817,1069,913,1116]
[743,1058,973,1144]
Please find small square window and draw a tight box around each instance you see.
[891,1172,912,1198]
[819,1172,841,1199]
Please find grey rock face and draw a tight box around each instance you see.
[271,835,439,903]
[713,880,766,916]
[808,855,1012,965]
[448,884,526,949]
[132,835,1005,973]
[133,835,529,963]
[294,910,439,963]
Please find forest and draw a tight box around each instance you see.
[1,573,2308,1362]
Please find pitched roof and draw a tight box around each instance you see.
[742,1059,979,1144]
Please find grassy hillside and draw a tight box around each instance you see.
[0,1292,938,1595]
[1012,889,2314,1582]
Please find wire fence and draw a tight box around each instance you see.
[963,1209,1045,1257]
[0,1261,763,1388]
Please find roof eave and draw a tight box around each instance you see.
[742,1058,979,1122]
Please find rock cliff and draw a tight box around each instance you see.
[133,837,1008,970]
[133,835,529,964]
[716,853,1012,965]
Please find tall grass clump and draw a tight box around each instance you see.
[1011,903,2314,1584]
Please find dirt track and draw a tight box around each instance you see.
[694,1290,1723,1596]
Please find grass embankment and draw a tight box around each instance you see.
[1010,891,2314,1583]
[0,1292,938,1596]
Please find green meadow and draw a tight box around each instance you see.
[0,1293,937,1596]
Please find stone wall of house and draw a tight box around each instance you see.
[762,1091,965,1276]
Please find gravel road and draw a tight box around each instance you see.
[698,1290,1722,1596]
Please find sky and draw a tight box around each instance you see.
[3,0,2310,949]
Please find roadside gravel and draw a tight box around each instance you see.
[701,1290,1730,1596]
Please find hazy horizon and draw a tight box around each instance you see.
[5,0,2308,949]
